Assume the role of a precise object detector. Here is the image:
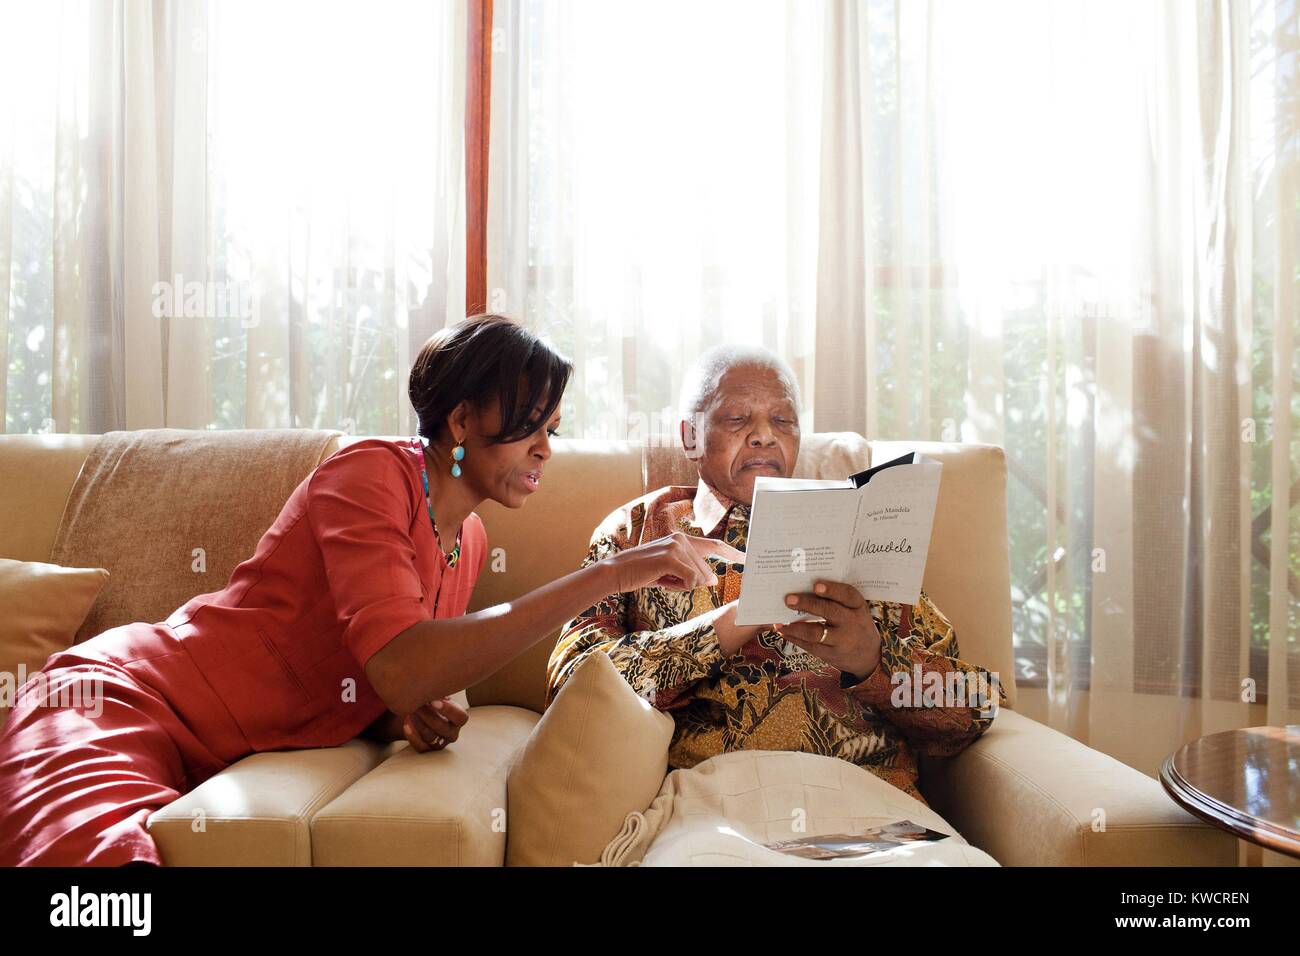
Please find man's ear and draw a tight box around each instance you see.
[680,414,703,460]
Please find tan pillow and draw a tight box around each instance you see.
[506,650,675,866]
[0,558,109,727]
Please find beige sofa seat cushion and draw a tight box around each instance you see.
[311,704,538,865]
[507,651,676,866]
[595,750,999,867]
[0,558,109,727]
[918,708,1239,866]
[147,738,389,866]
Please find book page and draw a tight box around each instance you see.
[844,458,943,604]
[734,480,858,625]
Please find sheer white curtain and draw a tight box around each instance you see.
[823,0,1299,772]
[0,0,466,436]
[488,0,824,442]
[489,0,1298,863]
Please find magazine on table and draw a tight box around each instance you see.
[732,451,943,625]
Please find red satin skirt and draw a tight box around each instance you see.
[0,623,251,866]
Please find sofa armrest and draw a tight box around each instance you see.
[918,709,1238,866]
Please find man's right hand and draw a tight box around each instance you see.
[604,531,745,594]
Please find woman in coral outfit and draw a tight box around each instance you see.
[0,315,744,866]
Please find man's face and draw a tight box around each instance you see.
[689,364,801,505]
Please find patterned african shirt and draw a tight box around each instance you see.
[546,480,1007,806]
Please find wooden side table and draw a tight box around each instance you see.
[1160,725,1300,859]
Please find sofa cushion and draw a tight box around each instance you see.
[49,428,341,642]
[870,439,1016,707]
[310,704,538,865]
[506,651,675,866]
[146,738,389,866]
[0,558,109,727]
[593,749,999,867]
[0,435,99,564]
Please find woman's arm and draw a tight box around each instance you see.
[361,700,468,750]
[366,532,742,716]
[361,709,406,743]
[313,448,736,714]
[366,560,617,715]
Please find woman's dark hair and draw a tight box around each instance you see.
[408,314,573,446]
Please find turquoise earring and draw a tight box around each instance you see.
[451,442,465,478]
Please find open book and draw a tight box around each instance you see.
[733,451,942,625]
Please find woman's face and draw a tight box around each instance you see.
[456,398,560,509]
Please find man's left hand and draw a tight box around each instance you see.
[775,580,882,679]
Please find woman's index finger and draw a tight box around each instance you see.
[687,536,745,564]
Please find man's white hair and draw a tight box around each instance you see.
[677,343,803,419]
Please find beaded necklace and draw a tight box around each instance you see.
[411,436,462,568]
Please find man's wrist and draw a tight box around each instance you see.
[839,654,883,689]
[702,614,736,662]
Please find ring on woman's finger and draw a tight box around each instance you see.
[819,625,829,644]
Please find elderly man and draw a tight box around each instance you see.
[546,344,1005,805]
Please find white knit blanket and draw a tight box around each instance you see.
[588,750,1000,867]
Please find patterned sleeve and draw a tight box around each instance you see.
[845,589,1008,757]
[545,514,726,711]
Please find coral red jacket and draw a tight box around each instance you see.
[160,437,488,751]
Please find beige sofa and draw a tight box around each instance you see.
[0,428,1235,866]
